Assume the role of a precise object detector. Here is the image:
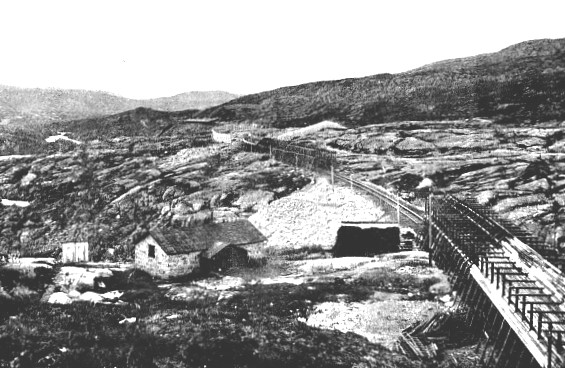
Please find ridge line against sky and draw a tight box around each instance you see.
[0,0,564,100]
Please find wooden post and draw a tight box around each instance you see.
[295,153,298,167]
[269,145,272,158]
[397,192,401,225]
[428,194,433,266]
[331,165,334,186]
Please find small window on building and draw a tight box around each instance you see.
[148,244,155,258]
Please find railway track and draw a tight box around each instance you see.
[333,172,424,228]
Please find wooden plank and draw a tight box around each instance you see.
[469,265,551,368]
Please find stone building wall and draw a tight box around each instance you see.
[166,253,200,277]
[134,236,200,278]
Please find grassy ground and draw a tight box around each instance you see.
[0,252,480,368]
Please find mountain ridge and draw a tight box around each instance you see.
[0,85,238,125]
[197,38,565,127]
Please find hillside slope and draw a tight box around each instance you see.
[0,86,237,125]
[198,38,565,127]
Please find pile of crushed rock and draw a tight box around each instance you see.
[249,177,389,250]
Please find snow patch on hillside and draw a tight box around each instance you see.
[45,132,82,144]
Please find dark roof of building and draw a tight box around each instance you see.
[147,220,266,255]
[201,242,231,259]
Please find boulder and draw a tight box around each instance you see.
[555,194,565,206]
[191,199,207,212]
[235,190,275,212]
[144,168,161,179]
[162,187,183,202]
[78,291,105,303]
[57,267,114,292]
[101,290,124,301]
[68,290,81,299]
[210,194,221,208]
[172,201,193,216]
[160,205,171,216]
[429,281,452,296]
[0,286,11,300]
[476,190,495,205]
[20,172,37,187]
[48,292,72,305]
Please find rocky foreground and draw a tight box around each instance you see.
[1,249,473,368]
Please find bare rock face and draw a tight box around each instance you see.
[549,141,565,152]
[515,178,550,193]
[235,190,275,212]
[516,137,545,149]
[394,137,436,155]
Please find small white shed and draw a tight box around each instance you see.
[61,242,89,263]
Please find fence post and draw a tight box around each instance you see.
[269,145,272,158]
[428,193,433,266]
[397,192,401,225]
[331,165,334,186]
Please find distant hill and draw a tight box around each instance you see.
[198,38,565,127]
[0,85,238,125]
[49,107,208,140]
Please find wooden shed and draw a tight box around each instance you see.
[333,224,400,257]
[61,242,89,263]
[199,241,249,272]
[134,220,266,278]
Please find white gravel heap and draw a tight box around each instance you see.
[249,177,389,250]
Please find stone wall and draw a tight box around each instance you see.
[166,253,200,277]
[134,236,200,278]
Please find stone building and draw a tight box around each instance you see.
[134,220,266,278]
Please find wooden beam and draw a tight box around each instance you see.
[470,265,551,368]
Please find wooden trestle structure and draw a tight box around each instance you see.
[240,134,565,367]
[424,195,565,368]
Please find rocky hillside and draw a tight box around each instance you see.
[198,38,565,127]
[291,119,564,250]
[0,107,208,155]
[0,141,310,259]
[0,85,237,125]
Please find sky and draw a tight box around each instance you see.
[0,0,564,99]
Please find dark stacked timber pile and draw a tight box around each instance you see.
[396,311,475,360]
